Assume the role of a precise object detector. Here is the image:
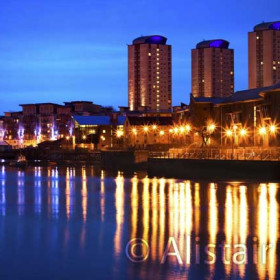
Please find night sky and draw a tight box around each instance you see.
[0,0,279,114]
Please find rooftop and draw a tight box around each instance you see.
[74,115,125,126]
[196,39,230,49]
[192,82,280,105]
[132,35,167,45]
[127,116,173,126]
[254,21,280,31]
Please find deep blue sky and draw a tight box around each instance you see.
[0,0,279,114]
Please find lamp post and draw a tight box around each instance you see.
[226,129,234,159]
[258,126,267,149]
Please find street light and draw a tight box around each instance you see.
[159,130,164,136]
[226,129,232,137]
[152,125,157,130]
[239,128,247,137]
[143,126,149,133]
[270,124,276,134]
[185,124,191,133]
[208,123,216,133]
[225,129,234,158]
[259,126,266,135]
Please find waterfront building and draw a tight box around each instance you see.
[128,35,172,112]
[248,21,280,89]
[124,116,173,148]
[2,101,107,148]
[189,82,280,147]
[0,117,4,141]
[191,39,234,98]
[74,115,125,150]
[2,111,22,147]
[64,101,105,115]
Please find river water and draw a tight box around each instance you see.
[0,165,279,280]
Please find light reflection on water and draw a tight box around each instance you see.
[0,165,279,280]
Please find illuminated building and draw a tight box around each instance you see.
[2,111,21,146]
[128,35,172,112]
[74,115,125,150]
[191,39,234,98]
[190,82,280,147]
[123,116,173,147]
[248,21,280,89]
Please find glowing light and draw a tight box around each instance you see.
[259,127,266,135]
[17,126,25,145]
[159,130,164,136]
[132,128,137,135]
[226,129,232,137]
[240,128,247,137]
[152,125,157,130]
[269,125,276,133]
[208,123,216,133]
[51,126,58,141]
[143,126,149,132]
[179,126,185,133]
[82,135,87,140]
[174,127,179,134]
[169,128,173,133]
[66,136,70,140]
[185,124,191,133]
[116,130,124,138]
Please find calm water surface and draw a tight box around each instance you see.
[0,165,279,280]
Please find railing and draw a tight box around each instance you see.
[149,148,280,161]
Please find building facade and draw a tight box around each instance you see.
[191,39,234,98]
[248,21,280,89]
[1,101,107,148]
[189,82,280,147]
[124,116,173,148]
[74,115,125,150]
[128,35,172,112]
